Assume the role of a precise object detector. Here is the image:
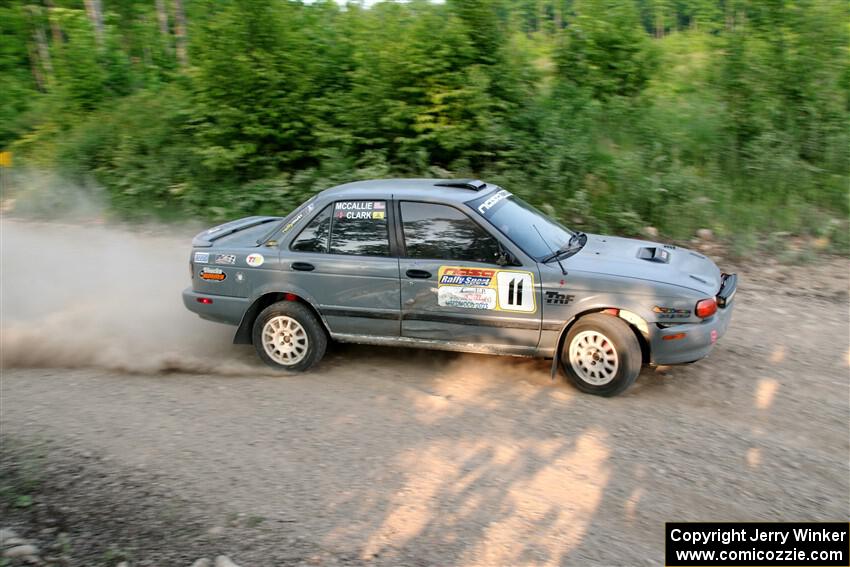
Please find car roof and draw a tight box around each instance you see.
[320,178,496,204]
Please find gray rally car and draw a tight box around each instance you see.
[183,178,736,396]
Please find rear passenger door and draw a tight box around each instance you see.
[285,200,400,337]
[397,201,541,349]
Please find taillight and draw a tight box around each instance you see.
[695,298,717,318]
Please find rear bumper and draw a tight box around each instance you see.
[650,301,735,365]
[182,287,248,326]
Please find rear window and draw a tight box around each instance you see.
[329,200,390,256]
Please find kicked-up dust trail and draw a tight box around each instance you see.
[1,218,275,375]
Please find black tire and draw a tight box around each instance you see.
[560,313,642,396]
[252,301,327,372]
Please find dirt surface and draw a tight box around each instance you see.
[1,221,849,566]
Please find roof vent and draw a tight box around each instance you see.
[434,179,488,191]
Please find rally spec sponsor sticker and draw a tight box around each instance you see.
[438,286,497,310]
[282,212,305,233]
[199,267,226,281]
[437,266,536,313]
[194,251,209,264]
[215,254,236,265]
[476,189,511,214]
[545,291,575,305]
[282,202,318,233]
[653,305,691,318]
[335,201,386,220]
[246,253,264,267]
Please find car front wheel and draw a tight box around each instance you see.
[561,313,642,396]
[252,301,327,372]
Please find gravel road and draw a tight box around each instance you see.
[1,221,848,566]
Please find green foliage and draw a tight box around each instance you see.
[556,0,659,99]
[3,0,848,251]
[188,0,322,178]
[0,5,38,146]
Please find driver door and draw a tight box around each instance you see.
[396,201,541,348]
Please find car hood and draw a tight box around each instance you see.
[568,234,721,295]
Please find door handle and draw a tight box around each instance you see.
[291,262,315,272]
[406,269,432,279]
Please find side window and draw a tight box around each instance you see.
[401,202,502,263]
[291,205,331,253]
[329,200,390,256]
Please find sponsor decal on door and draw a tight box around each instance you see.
[438,286,497,310]
[496,271,535,312]
[437,266,536,313]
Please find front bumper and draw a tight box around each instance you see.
[182,287,248,326]
[650,303,734,364]
[650,272,737,365]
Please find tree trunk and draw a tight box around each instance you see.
[25,4,52,90]
[538,0,546,33]
[26,40,46,91]
[554,1,563,31]
[34,21,53,77]
[172,0,189,68]
[155,0,169,37]
[43,0,63,45]
[83,0,104,46]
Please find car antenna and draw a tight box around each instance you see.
[533,224,567,275]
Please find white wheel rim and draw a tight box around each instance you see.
[568,330,619,386]
[262,316,309,366]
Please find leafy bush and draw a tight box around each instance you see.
[1,0,847,252]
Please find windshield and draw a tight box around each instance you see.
[468,190,574,261]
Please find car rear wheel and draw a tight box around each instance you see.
[252,301,327,372]
[561,313,641,396]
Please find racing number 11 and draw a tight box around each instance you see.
[506,277,524,307]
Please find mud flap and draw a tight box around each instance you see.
[550,351,560,380]
[233,302,261,344]
[550,320,571,381]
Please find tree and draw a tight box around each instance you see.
[0,4,39,145]
[83,0,103,45]
[556,0,658,99]
[189,0,323,178]
[172,0,188,68]
[155,0,169,38]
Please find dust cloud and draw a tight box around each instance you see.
[0,175,274,375]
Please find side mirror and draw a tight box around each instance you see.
[496,246,519,267]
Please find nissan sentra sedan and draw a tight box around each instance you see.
[183,178,736,396]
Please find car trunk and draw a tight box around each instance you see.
[190,216,282,297]
[191,216,282,248]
